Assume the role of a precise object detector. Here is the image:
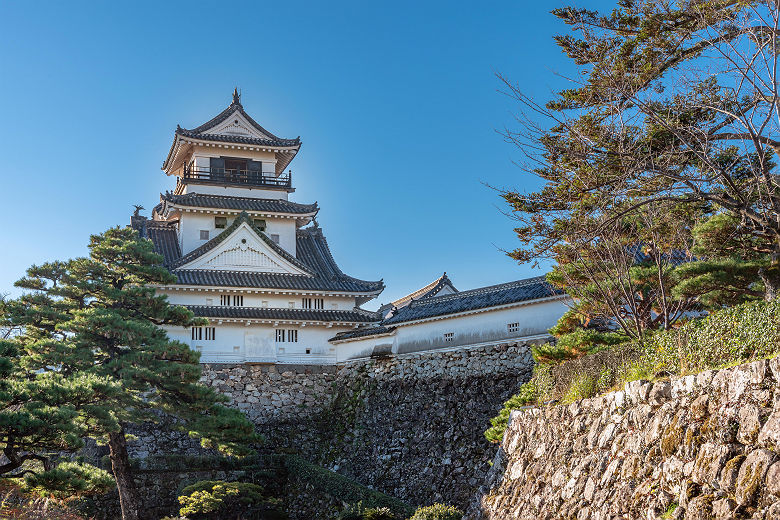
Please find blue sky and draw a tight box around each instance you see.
[0,0,611,309]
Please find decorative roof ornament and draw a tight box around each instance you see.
[132,204,145,217]
[232,87,241,106]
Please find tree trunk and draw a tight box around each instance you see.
[759,250,780,301]
[108,425,139,520]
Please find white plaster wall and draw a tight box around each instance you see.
[266,219,297,255]
[164,322,351,364]
[160,289,359,310]
[334,298,569,362]
[178,213,297,257]
[189,145,278,167]
[180,184,289,200]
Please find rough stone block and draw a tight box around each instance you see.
[759,410,780,448]
[692,443,732,486]
[769,356,780,383]
[735,448,776,506]
[712,498,736,520]
[649,381,672,406]
[766,461,780,496]
[738,404,762,444]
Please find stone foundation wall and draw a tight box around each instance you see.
[199,342,535,511]
[470,357,780,520]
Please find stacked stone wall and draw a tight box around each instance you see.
[197,343,535,511]
[470,357,780,520]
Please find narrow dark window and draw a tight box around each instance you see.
[314,298,324,310]
[508,323,520,333]
[444,332,454,342]
[287,330,298,343]
[254,219,266,231]
[191,327,203,341]
[270,234,280,244]
[233,295,243,306]
[205,327,215,340]
[302,298,312,309]
[276,329,285,342]
[199,230,209,240]
[215,216,227,229]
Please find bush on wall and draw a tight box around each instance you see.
[486,299,780,443]
[408,503,463,520]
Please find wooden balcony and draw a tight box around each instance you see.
[180,165,292,189]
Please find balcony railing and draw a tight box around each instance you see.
[180,165,292,189]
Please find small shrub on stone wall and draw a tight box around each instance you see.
[177,480,285,520]
[484,379,538,442]
[485,299,780,443]
[643,299,780,375]
[364,507,397,520]
[286,455,412,518]
[408,504,463,520]
[337,502,366,520]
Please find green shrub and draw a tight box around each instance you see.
[561,373,600,404]
[484,380,537,442]
[338,502,366,520]
[641,299,780,375]
[364,506,397,520]
[177,480,285,520]
[22,461,115,498]
[534,330,629,363]
[409,503,463,520]
[285,456,412,517]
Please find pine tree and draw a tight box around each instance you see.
[502,0,780,299]
[0,292,117,495]
[12,227,261,520]
[673,213,766,307]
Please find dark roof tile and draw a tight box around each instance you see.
[131,218,181,266]
[176,98,300,148]
[382,276,563,325]
[136,211,384,294]
[161,193,318,214]
[329,325,396,342]
[187,305,379,323]
[389,272,458,308]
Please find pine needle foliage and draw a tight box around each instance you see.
[5,227,261,520]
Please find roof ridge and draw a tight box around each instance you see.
[174,268,309,277]
[178,99,298,145]
[162,192,318,212]
[406,276,550,308]
[390,272,456,307]
[297,225,384,288]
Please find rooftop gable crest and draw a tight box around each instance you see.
[173,212,312,275]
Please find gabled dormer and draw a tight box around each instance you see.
[162,89,301,196]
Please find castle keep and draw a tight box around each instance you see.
[131,91,568,365]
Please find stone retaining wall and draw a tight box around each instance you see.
[470,357,780,520]
[199,342,535,511]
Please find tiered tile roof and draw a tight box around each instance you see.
[132,213,384,295]
[383,277,561,325]
[330,276,563,342]
[159,193,318,215]
[187,305,380,323]
[163,91,301,174]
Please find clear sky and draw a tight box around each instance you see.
[0,0,612,309]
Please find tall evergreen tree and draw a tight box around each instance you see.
[0,291,117,496]
[11,227,260,520]
[502,0,780,299]
[673,213,767,307]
